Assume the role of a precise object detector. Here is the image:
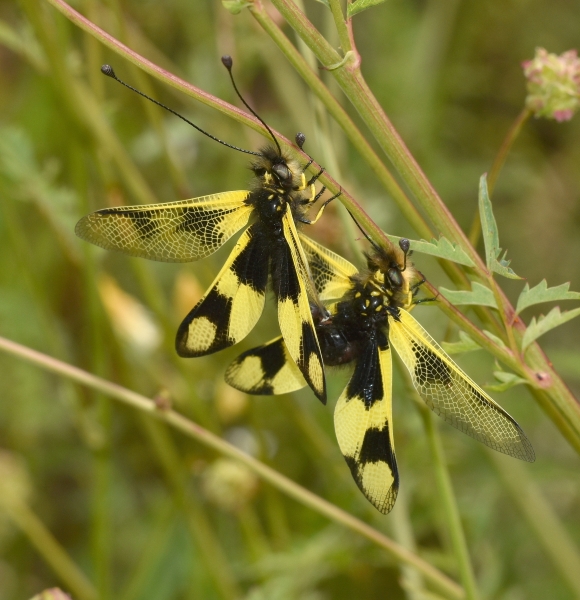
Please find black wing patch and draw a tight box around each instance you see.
[225,336,306,395]
[389,309,535,462]
[75,192,252,262]
[175,224,268,356]
[334,339,399,514]
[276,212,326,403]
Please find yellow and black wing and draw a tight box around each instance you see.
[298,234,357,300]
[276,212,326,403]
[75,191,253,262]
[334,338,399,514]
[225,336,307,395]
[175,224,268,356]
[389,309,535,462]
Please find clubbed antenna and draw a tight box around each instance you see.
[221,55,282,156]
[398,238,410,271]
[101,64,261,156]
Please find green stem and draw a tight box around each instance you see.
[390,489,427,599]
[328,0,351,54]
[138,417,240,599]
[118,499,175,600]
[3,501,97,600]
[91,400,112,600]
[488,108,532,196]
[269,0,478,259]
[420,410,479,600]
[266,0,580,455]
[248,1,432,244]
[468,108,532,247]
[0,335,465,600]
[488,451,580,596]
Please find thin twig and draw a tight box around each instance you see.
[0,335,464,600]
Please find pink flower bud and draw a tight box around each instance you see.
[522,48,580,121]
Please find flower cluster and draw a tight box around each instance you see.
[522,48,580,122]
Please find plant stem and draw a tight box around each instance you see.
[2,501,97,600]
[468,108,532,246]
[328,0,351,54]
[0,335,465,600]
[488,450,580,596]
[265,0,580,455]
[248,1,431,242]
[488,108,532,196]
[420,411,480,600]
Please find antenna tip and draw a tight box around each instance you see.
[101,64,116,78]
[399,238,410,254]
[295,132,306,148]
[221,55,233,70]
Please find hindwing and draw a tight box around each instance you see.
[75,191,252,262]
[388,309,535,462]
[298,234,357,301]
[276,211,327,404]
[175,224,268,356]
[225,336,306,395]
[334,339,399,514]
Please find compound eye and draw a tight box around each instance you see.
[388,267,403,288]
[272,163,292,182]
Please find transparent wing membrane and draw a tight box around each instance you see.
[75,191,252,262]
[298,233,357,300]
[389,309,535,462]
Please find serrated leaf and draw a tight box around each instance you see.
[485,371,528,392]
[441,331,482,355]
[483,330,508,350]
[490,256,523,279]
[439,282,497,308]
[347,0,386,18]
[522,306,580,350]
[516,280,580,314]
[388,235,475,267]
[478,175,523,279]
[222,0,251,15]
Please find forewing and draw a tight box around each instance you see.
[76,191,252,262]
[389,309,535,462]
[175,223,268,356]
[225,337,307,395]
[298,233,357,300]
[277,213,326,403]
[334,340,399,514]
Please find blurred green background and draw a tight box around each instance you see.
[1,0,580,599]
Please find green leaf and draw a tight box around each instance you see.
[439,282,497,308]
[441,331,482,355]
[483,330,508,350]
[347,0,387,18]
[516,280,580,314]
[222,0,252,15]
[478,175,523,279]
[485,371,528,393]
[388,235,475,267]
[522,306,580,350]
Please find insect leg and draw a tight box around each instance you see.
[305,189,342,225]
